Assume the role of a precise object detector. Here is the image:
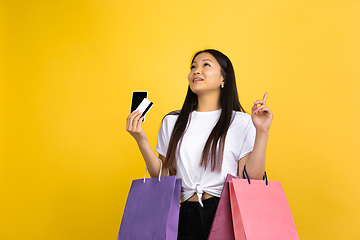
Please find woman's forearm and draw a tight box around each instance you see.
[126,111,166,178]
[247,92,273,179]
[246,131,269,179]
[136,138,164,178]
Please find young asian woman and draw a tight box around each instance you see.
[126,49,273,240]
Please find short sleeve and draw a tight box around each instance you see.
[155,115,176,157]
[238,117,256,159]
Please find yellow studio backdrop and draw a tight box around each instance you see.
[1,0,360,239]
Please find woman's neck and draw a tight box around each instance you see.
[196,93,221,112]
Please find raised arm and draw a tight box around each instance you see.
[126,110,169,177]
[239,93,273,179]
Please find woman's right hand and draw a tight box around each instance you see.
[126,110,147,143]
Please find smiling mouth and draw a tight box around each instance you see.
[193,78,203,82]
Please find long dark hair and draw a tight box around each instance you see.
[164,49,245,172]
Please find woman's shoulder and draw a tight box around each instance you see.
[161,110,180,123]
[233,110,251,119]
[166,110,181,116]
[231,110,252,126]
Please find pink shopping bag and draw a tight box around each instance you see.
[229,166,299,240]
[208,174,237,240]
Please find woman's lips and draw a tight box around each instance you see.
[193,78,203,82]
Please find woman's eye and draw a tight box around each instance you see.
[190,65,195,69]
[204,63,210,67]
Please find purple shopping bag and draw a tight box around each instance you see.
[118,175,181,240]
[208,174,238,240]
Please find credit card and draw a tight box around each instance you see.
[136,98,154,118]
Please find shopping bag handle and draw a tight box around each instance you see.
[242,165,268,185]
[143,158,169,183]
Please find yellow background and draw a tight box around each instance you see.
[1,0,360,239]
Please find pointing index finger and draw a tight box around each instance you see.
[263,92,268,102]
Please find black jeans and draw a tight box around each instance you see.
[177,197,220,240]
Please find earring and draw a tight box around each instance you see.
[221,85,224,88]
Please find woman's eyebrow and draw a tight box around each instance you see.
[193,59,213,64]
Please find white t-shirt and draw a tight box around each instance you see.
[155,109,256,206]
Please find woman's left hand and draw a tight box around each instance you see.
[251,92,273,132]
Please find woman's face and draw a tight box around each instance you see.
[188,52,224,95]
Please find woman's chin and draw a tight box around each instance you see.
[189,85,201,94]
[190,86,220,96]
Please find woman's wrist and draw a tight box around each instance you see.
[135,134,149,146]
[255,129,269,138]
